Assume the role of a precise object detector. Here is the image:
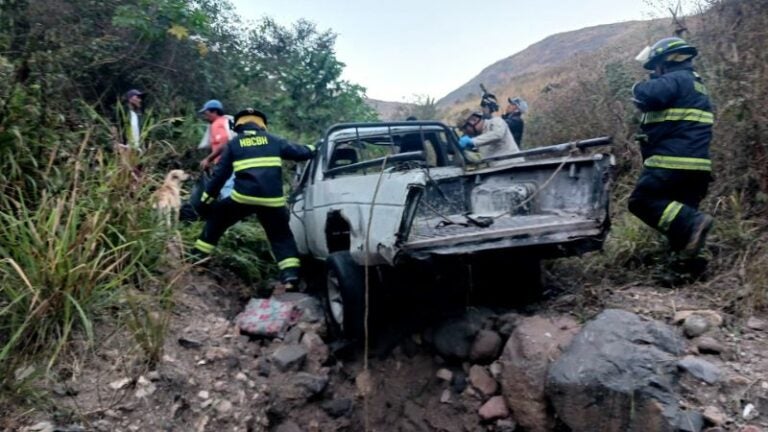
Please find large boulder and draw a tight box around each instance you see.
[499,315,581,432]
[547,309,688,432]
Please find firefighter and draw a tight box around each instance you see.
[193,108,316,288]
[629,37,714,254]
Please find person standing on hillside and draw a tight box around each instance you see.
[502,97,527,148]
[193,108,316,289]
[629,37,715,255]
[198,99,236,198]
[120,89,146,151]
[181,100,236,222]
[199,99,235,171]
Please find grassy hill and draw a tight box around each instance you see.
[437,19,672,122]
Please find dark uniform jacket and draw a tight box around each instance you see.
[502,113,524,148]
[632,63,714,171]
[203,124,315,207]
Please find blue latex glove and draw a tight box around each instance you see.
[459,135,474,150]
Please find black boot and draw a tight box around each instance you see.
[684,213,713,255]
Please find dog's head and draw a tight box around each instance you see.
[165,169,190,185]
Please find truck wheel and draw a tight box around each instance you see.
[325,251,366,340]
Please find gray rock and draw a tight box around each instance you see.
[678,356,721,384]
[178,337,203,349]
[702,406,726,426]
[290,372,328,398]
[283,326,303,344]
[215,399,233,415]
[684,315,711,338]
[52,383,78,397]
[547,309,686,432]
[451,371,467,393]
[23,422,55,432]
[496,419,517,432]
[275,420,303,432]
[432,317,481,360]
[470,330,503,364]
[436,368,453,382]
[256,357,271,377]
[321,398,353,418]
[696,336,725,355]
[746,316,767,331]
[440,389,451,403]
[271,344,307,372]
[301,331,329,368]
[93,420,112,432]
[677,410,704,432]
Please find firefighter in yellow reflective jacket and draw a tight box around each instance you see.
[193,108,315,288]
[630,37,714,253]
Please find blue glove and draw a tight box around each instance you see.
[459,135,474,150]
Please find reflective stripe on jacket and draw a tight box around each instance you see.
[633,66,714,171]
[205,124,315,206]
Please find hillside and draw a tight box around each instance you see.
[437,19,670,114]
[365,98,413,121]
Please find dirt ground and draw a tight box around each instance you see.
[2,267,767,432]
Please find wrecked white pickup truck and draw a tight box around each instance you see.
[288,121,614,338]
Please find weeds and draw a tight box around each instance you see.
[0,124,182,386]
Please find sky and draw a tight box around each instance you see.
[230,0,660,102]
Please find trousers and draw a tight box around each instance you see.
[194,198,300,274]
[628,168,711,250]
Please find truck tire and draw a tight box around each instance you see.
[324,251,366,340]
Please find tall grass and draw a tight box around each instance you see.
[0,127,170,384]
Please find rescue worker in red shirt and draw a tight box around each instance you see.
[630,37,714,254]
[193,108,316,288]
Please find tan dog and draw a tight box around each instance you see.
[153,169,190,226]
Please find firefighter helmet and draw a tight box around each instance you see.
[636,37,698,70]
[233,108,268,128]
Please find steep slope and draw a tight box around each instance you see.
[437,19,669,112]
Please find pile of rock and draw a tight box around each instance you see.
[422,307,760,432]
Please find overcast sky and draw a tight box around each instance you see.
[231,0,665,102]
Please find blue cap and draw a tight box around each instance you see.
[199,99,224,113]
[124,89,146,100]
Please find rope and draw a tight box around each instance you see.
[362,156,389,432]
[491,154,572,220]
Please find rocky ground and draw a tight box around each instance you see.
[2,270,767,432]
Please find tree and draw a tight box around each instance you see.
[242,18,377,141]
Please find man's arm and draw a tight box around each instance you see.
[202,144,234,203]
[472,118,506,147]
[200,145,224,170]
[632,74,681,112]
[277,135,316,162]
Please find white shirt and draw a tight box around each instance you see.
[473,116,520,161]
[129,110,141,150]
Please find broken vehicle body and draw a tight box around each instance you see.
[289,122,613,266]
[288,121,614,337]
